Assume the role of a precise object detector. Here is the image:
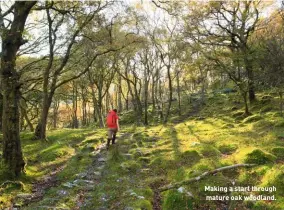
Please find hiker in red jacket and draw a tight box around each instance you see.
[106,109,120,149]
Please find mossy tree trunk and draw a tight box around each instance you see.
[163,64,172,123]
[0,1,37,176]
[242,92,249,116]
[176,69,181,116]
[117,75,123,112]
[0,93,3,131]
[279,91,283,117]
[72,81,78,128]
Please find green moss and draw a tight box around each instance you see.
[259,105,274,113]
[162,190,193,210]
[253,120,273,130]
[218,144,238,154]
[243,114,263,123]
[120,160,141,172]
[260,95,273,104]
[198,145,221,157]
[221,123,235,128]
[138,156,151,164]
[271,147,284,160]
[179,150,201,164]
[132,199,152,209]
[252,201,274,210]
[274,119,284,127]
[244,149,276,164]
[108,144,123,162]
[232,111,245,118]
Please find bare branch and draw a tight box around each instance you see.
[159,164,257,192]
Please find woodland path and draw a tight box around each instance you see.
[17,131,162,210]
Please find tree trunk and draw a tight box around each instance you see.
[53,100,59,129]
[20,105,34,132]
[144,77,149,126]
[125,90,129,111]
[0,93,3,131]
[98,90,105,128]
[1,1,36,176]
[151,76,156,113]
[72,81,78,128]
[158,79,164,121]
[118,76,123,112]
[90,85,98,123]
[244,56,256,102]
[279,92,283,117]
[81,86,87,126]
[176,70,181,116]
[35,96,53,140]
[242,92,249,116]
[164,65,172,123]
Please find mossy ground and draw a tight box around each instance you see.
[1,92,284,209]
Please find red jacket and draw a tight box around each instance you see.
[106,110,119,128]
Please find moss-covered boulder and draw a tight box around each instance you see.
[244,149,276,164]
[271,147,284,161]
[218,144,238,155]
[179,150,201,164]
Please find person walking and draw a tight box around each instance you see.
[106,109,119,150]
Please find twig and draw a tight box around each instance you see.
[158,164,257,192]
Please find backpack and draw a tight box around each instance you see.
[106,111,117,127]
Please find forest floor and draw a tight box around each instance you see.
[1,92,284,209]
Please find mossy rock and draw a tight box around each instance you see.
[218,144,238,154]
[271,147,284,160]
[198,145,221,157]
[179,150,201,164]
[244,149,276,164]
[120,160,141,172]
[243,115,263,123]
